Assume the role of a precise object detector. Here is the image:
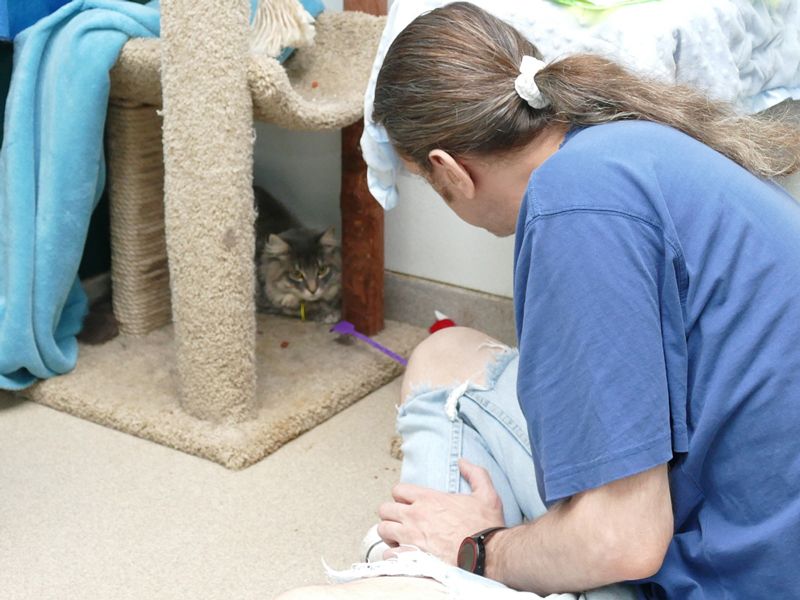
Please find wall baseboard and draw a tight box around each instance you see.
[385,271,516,346]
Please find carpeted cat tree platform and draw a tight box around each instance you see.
[20,0,424,469]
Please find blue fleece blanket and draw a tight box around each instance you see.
[0,0,160,389]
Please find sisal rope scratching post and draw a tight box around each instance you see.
[106,103,171,335]
[160,0,256,423]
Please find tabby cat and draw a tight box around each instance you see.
[254,185,342,323]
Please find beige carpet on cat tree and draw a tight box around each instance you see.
[17,0,424,470]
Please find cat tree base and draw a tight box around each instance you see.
[21,315,425,469]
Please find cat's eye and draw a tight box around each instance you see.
[290,270,305,281]
[318,265,330,277]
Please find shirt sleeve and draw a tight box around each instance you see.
[515,210,676,505]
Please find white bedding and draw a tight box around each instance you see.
[363,0,800,209]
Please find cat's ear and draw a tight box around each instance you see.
[319,227,338,248]
[265,234,290,256]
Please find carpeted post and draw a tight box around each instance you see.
[159,0,257,423]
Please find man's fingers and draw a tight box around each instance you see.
[378,501,409,523]
[391,482,429,504]
[459,459,495,497]
[459,459,505,521]
[377,520,405,546]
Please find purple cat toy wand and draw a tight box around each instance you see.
[330,321,408,367]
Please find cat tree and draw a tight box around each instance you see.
[24,0,426,469]
[107,0,390,423]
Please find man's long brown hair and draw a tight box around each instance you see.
[373,2,800,178]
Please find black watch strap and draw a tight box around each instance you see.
[457,526,506,576]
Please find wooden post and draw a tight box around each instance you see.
[341,0,387,336]
[344,0,387,15]
[341,120,384,335]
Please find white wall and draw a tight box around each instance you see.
[385,174,515,297]
[253,124,343,234]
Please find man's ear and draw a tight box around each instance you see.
[428,149,476,200]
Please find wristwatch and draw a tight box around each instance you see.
[457,526,506,576]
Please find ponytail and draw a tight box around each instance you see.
[538,54,800,178]
[373,2,800,179]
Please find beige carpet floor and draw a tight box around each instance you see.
[0,378,403,600]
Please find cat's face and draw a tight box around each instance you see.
[260,227,341,303]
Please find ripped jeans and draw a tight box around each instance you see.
[391,347,638,600]
[398,348,544,526]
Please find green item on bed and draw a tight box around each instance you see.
[550,0,659,9]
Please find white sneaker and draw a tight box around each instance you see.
[361,524,390,562]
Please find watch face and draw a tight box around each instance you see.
[458,538,478,572]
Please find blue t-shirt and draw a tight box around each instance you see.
[514,121,800,598]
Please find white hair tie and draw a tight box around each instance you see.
[514,55,549,109]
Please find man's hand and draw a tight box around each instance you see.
[377,459,505,564]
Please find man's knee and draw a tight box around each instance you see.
[401,327,507,401]
[408,326,496,365]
